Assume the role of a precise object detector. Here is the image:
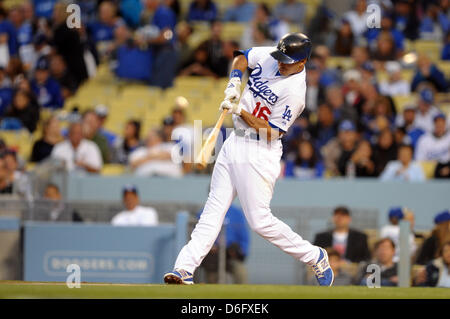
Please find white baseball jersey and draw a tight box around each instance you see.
[415,132,450,163]
[234,46,306,134]
[173,46,320,275]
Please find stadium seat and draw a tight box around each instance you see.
[101,164,126,176]
[419,161,437,179]
[0,130,33,160]
[392,95,418,113]
[414,40,442,62]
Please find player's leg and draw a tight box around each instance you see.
[165,151,236,284]
[234,163,319,264]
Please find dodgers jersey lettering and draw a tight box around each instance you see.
[233,46,307,133]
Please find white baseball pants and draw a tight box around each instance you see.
[174,131,320,274]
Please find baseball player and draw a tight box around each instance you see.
[164,33,334,286]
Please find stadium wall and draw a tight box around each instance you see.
[67,176,450,230]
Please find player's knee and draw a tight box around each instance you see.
[248,210,274,235]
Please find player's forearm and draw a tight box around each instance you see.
[231,55,248,74]
[239,110,281,141]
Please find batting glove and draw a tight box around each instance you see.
[224,77,241,103]
[220,100,242,115]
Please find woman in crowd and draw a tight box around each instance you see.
[284,139,324,179]
[30,115,63,162]
[112,120,142,164]
[4,89,39,133]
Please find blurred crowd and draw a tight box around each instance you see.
[0,0,448,185]
[310,206,450,288]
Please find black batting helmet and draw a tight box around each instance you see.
[270,33,312,64]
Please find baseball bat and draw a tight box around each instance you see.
[195,109,228,170]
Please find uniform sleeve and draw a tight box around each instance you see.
[414,136,428,161]
[88,143,103,170]
[244,46,275,70]
[268,92,305,133]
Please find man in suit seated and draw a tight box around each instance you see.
[313,206,371,263]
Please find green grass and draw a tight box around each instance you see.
[0,281,449,299]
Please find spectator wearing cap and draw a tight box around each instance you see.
[413,88,442,133]
[395,105,425,149]
[112,119,142,164]
[30,56,64,109]
[379,61,410,96]
[94,104,118,147]
[380,207,417,262]
[415,241,450,288]
[415,113,450,164]
[223,0,256,23]
[416,210,450,265]
[129,129,182,177]
[359,61,377,87]
[313,206,371,263]
[321,120,359,177]
[380,143,425,182]
[411,54,448,92]
[51,122,103,173]
[111,185,158,226]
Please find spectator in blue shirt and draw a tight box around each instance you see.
[274,0,306,28]
[197,204,250,284]
[141,0,178,88]
[31,56,64,109]
[0,67,13,116]
[223,0,256,23]
[365,13,405,55]
[284,139,325,179]
[88,1,125,43]
[380,144,425,182]
[442,31,450,60]
[33,0,57,19]
[419,2,449,40]
[0,8,18,56]
[187,0,217,23]
[8,5,33,48]
[411,54,448,92]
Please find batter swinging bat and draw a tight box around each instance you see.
[195,109,229,170]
